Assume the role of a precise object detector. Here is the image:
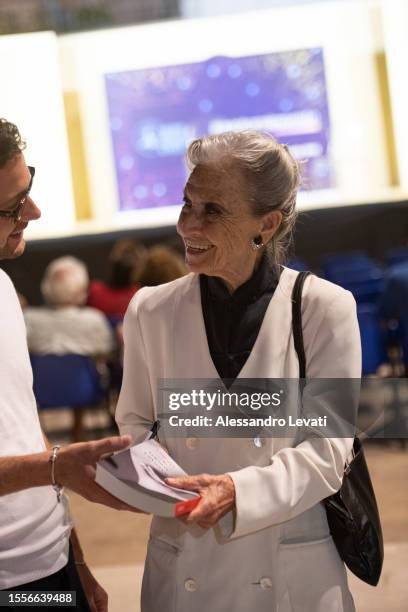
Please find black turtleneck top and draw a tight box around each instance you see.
[199,256,280,380]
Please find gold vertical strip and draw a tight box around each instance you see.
[376,51,399,187]
[63,91,93,220]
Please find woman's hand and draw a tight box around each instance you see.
[166,473,235,529]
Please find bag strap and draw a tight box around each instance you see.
[292,272,360,452]
[291,271,312,378]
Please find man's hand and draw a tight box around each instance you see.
[76,564,108,612]
[56,435,143,511]
[166,473,235,529]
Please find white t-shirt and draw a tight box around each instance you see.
[0,270,71,589]
[24,306,114,356]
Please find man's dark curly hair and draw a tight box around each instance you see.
[0,118,26,169]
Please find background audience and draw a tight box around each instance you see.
[87,239,145,321]
[137,244,187,287]
[24,255,114,358]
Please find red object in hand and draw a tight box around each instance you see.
[175,496,201,517]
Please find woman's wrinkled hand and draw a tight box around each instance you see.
[165,473,235,529]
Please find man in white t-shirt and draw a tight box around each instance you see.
[0,119,133,610]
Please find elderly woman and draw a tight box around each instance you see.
[116,131,360,612]
[24,256,114,357]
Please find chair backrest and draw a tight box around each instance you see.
[325,265,385,304]
[322,251,371,278]
[385,246,408,268]
[30,354,105,409]
[344,276,385,304]
[379,263,408,364]
[287,257,308,272]
[357,304,387,375]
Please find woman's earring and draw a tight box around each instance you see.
[251,235,264,251]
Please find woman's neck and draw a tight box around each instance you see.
[216,252,265,294]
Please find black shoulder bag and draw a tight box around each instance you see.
[291,271,384,586]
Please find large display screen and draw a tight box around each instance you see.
[105,47,331,212]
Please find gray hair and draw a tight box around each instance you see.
[41,256,89,307]
[186,130,300,265]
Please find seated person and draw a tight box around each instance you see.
[87,239,145,320]
[137,244,187,287]
[24,256,114,357]
[115,245,186,351]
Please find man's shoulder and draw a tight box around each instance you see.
[0,268,20,305]
[0,267,14,290]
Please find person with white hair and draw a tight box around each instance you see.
[24,256,114,357]
[116,130,361,612]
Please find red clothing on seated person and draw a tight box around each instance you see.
[87,280,140,319]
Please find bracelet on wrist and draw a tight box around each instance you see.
[49,445,63,503]
[74,560,87,567]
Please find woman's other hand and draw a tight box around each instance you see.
[166,473,235,529]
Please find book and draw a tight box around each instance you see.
[95,438,201,517]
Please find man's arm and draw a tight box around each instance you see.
[70,528,108,612]
[0,452,52,495]
[46,433,109,611]
[0,435,138,511]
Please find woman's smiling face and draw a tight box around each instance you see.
[177,164,265,292]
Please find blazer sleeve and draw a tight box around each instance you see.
[115,290,155,443]
[227,287,361,539]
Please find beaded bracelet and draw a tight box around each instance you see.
[49,445,63,502]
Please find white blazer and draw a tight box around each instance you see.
[116,267,361,612]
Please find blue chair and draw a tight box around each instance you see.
[324,259,378,278]
[321,250,384,304]
[322,250,368,264]
[287,257,308,272]
[30,354,107,441]
[385,247,408,268]
[322,252,371,278]
[343,276,385,305]
[107,315,123,330]
[357,304,387,376]
[327,266,385,305]
[379,262,408,368]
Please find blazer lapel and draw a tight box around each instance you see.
[238,267,296,379]
[170,268,297,381]
[171,274,219,379]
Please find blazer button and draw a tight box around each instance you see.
[184,578,197,592]
[253,436,263,448]
[260,576,273,590]
[186,437,199,449]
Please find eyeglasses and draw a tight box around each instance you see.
[0,166,35,224]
